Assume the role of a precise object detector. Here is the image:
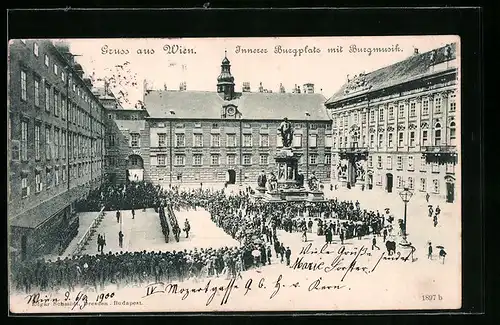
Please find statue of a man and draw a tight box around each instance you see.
[257,170,267,188]
[308,172,319,191]
[269,172,278,191]
[278,117,293,147]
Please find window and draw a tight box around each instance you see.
[130,156,139,166]
[54,128,59,159]
[53,63,58,75]
[72,82,76,92]
[362,135,366,146]
[370,111,375,122]
[446,162,455,174]
[20,70,27,101]
[293,134,302,147]
[325,135,332,147]
[310,123,318,130]
[410,102,416,117]
[131,133,140,147]
[61,71,66,83]
[378,108,384,122]
[353,113,358,124]
[34,77,41,107]
[449,122,457,145]
[193,134,203,147]
[378,134,383,147]
[377,156,382,169]
[211,134,220,147]
[309,154,318,165]
[211,154,220,166]
[409,131,415,147]
[397,156,403,170]
[54,90,59,116]
[309,135,317,148]
[61,131,66,159]
[228,134,237,147]
[35,171,42,193]
[368,156,373,168]
[35,124,41,160]
[398,132,404,147]
[397,176,403,188]
[422,99,429,115]
[387,156,392,169]
[193,154,202,166]
[21,174,29,198]
[243,134,252,147]
[212,123,219,129]
[434,96,442,113]
[362,113,367,124]
[45,84,50,111]
[243,154,251,165]
[370,134,374,148]
[157,133,166,147]
[227,154,236,165]
[55,168,60,186]
[325,154,331,165]
[260,134,269,147]
[61,96,66,119]
[33,42,39,56]
[420,178,426,192]
[388,106,394,120]
[422,130,428,146]
[432,162,439,173]
[175,134,185,147]
[260,154,269,165]
[408,156,414,171]
[388,133,393,147]
[398,104,405,119]
[408,177,414,190]
[44,54,49,67]
[433,179,440,194]
[449,93,456,112]
[174,155,185,166]
[21,120,28,161]
[157,154,166,165]
[434,123,442,146]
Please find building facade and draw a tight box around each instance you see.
[8,40,106,261]
[112,54,333,186]
[325,43,459,203]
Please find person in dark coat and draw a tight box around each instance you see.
[428,242,433,260]
[131,208,135,219]
[266,246,272,265]
[279,243,285,263]
[372,236,380,250]
[340,230,345,245]
[325,226,332,244]
[116,210,121,223]
[118,231,124,248]
[285,247,292,266]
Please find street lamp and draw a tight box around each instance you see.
[399,187,413,240]
[305,111,310,181]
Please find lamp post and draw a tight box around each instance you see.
[169,110,176,186]
[398,187,413,240]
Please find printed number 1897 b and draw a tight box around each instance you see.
[422,294,443,301]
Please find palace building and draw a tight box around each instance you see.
[112,53,333,186]
[325,43,459,203]
[8,40,107,261]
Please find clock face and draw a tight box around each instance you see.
[226,106,236,116]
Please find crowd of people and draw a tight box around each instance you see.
[13,180,407,294]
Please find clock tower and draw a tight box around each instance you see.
[217,51,235,100]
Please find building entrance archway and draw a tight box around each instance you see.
[445,175,455,203]
[127,154,144,182]
[227,170,236,184]
[386,173,393,193]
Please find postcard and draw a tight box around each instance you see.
[8,35,461,313]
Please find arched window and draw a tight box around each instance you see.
[434,123,442,146]
[449,121,456,145]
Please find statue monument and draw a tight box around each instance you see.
[256,117,325,203]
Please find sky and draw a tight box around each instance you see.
[60,36,459,108]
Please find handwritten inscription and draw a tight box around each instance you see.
[143,275,347,306]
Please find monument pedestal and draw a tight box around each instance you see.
[264,190,284,202]
[307,190,326,202]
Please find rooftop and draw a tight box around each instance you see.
[143,90,330,121]
[325,43,458,105]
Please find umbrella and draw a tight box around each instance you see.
[251,250,260,257]
[436,245,445,249]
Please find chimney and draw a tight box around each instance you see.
[303,83,314,94]
[242,82,251,92]
[279,83,285,93]
[296,85,301,94]
[83,77,93,88]
[414,48,419,55]
[258,82,264,93]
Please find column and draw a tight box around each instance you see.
[404,98,410,148]
[394,100,399,152]
[442,90,450,146]
[415,95,422,147]
[428,93,435,146]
